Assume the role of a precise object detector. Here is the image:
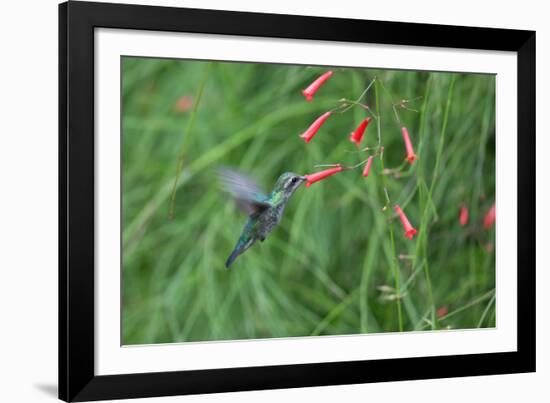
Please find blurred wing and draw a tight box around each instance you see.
[218,168,272,216]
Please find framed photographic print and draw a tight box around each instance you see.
[59,1,535,401]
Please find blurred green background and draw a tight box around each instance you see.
[122,57,495,345]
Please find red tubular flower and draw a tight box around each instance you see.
[362,156,373,177]
[349,118,371,146]
[394,205,417,240]
[304,165,343,187]
[401,127,417,164]
[459,205,469,226]
[302,70,333,102]
[437,305,449,319]
[483,203,496,229]
[300,111,331,143]
[174,95,193,113]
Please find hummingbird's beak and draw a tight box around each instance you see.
[298,175,307,182]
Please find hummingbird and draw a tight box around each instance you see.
[218,168,306,268]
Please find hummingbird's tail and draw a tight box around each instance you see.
[225,238,255,269]
[225,249,240,269]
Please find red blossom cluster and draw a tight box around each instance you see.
[302,70,333,102]
[394,205,417,240]
[299,112,332,143]
[304,165,343,188]
[350,118,371,147]
[298,70,419,240]
[401,127,417,164]
[483,204,496,229]
[362,156,373,177]
[459,205,469,226]
[457,203,495,233]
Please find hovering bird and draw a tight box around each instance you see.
[219,168,306,268]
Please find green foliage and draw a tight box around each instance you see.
[122,57,496,344]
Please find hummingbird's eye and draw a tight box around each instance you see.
[290,177,298,184]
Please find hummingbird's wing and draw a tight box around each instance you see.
[217,167,272,216]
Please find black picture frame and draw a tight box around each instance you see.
[59,1,536,401]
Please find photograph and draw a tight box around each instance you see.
[121,56,496,345]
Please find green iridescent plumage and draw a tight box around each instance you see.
[219,169,306,268]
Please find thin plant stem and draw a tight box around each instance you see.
[168,62,212,219]
[311,289,359,336]
[438,289,494,323]
[420,75,456,329]
[375,79,403,332]
[377,79,402,126]
[337,77,377,114]
[412,75,436,327]
[429,75,456,194]
[336,100,378,120]
[477,291,496,327]
[416,289,495,331]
